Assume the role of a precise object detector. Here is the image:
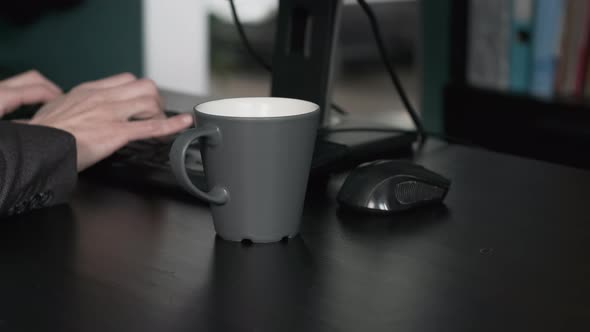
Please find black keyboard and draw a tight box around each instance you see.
[93,133,350,192]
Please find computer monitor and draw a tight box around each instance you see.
[270,0,342,125]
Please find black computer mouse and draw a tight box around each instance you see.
[337,160,451,213]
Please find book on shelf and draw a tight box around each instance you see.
[509,0,534,93]
[530,0,565,98]
[466,0,590,101]
[467,0,511,90]
[574,0,590,97]
[554,0,589,98]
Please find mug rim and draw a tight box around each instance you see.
[194,97,319,119]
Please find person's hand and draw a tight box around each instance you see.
[28,73,193,171]
[0,70,62,118]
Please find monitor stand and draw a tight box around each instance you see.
[270,0,416,170]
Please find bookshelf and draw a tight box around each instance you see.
[443,0,590,169]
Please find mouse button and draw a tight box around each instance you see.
[405,166,451,188]
[338,170,375,200]
[393,180,447,205]
[365,183,395,211]
[388,160,421,168]
[358,160,387,169]
[368,159,393,166]
[377,161,434,180]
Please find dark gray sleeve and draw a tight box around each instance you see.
[0,122,77,218]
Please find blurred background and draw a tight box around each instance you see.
[208,0,418,129]
[0,0,419,129]
[3,0,590,169]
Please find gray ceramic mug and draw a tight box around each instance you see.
[169,97,320,243]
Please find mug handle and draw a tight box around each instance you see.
[169,125,229,205]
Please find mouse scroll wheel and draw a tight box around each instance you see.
[394,181,445,205]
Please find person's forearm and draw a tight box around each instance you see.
[0,122,77,217]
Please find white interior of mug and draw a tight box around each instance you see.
[195,97,319,118]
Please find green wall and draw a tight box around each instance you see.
[0,0,142,90]
[420,0,451,134]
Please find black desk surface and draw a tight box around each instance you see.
[2,143,590,332]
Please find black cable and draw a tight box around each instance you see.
[356,0,426,142]
[331,103,347,116]
[228,0,272,72]
[228,0,349,116]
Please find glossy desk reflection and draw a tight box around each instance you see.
[2,144,590,331]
